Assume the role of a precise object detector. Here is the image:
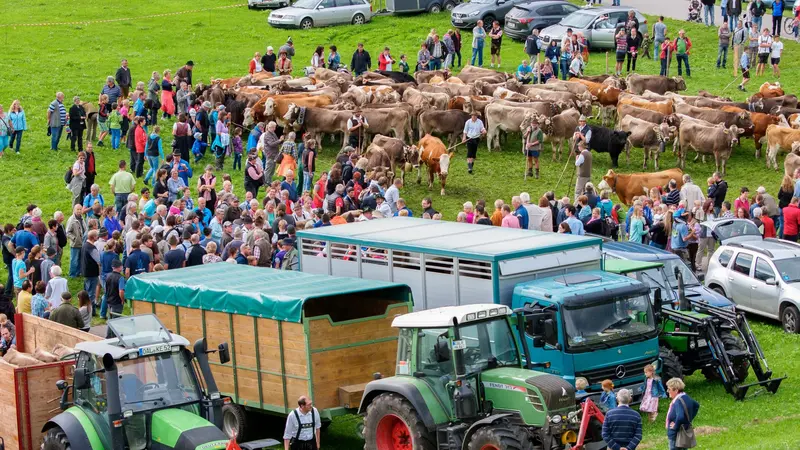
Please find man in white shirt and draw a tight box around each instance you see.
[770,34,783,78]
[756,27,772,76]
[283,395,321,450]
[679,174,706,209]
[462,111,486,174]
[384,179,402,214]
[375,193,392,218]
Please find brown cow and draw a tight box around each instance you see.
[362,144,393,171]
[756,82,785,99]
[247,94,332,126]
[419,109,471,146]
[766,124,800,170]
[674,103,754,133]
[617,97,674,116]
[676,121,744,175]
[784,142,800,176]
[414,70,450,84]
[416,134,453,196]
[529,109,580,161]
[720,106,781,156]
[618,116,677,170]
[372,134,421,182]
[625,74,687,95]
[598,168,684,206]
[618,104,676,126]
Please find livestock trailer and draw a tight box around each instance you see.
[0,314,101,450]
[387,0,460,13]
[297,217,603,310]
[127,265,412,440]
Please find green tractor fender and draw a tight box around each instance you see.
[42,408,105,450]
[358,378,447,432]
[459,413,515,450]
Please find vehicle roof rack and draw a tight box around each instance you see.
[764,238,800,251]
[727,242,773,258]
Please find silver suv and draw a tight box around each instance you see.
[704,219,800,333]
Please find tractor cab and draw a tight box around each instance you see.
[361,304,605,450]
[43,314,234,450]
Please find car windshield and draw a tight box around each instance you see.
[118,349,202,414]
[773,258,800,283]
[458,318,520,374]
[560,12,596,28]
[292,0,318,8]
[707,220,761,242]
[563,294,656,350]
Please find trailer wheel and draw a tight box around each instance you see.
[364,393,435,450]
[222,403,248,442]
[467,423,529,450]
[659,347,684,380]
[41,427,71,450]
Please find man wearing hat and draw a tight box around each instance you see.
[261,47,277,73]
[375,192,392,218]
[170,152,193,186]
[462,111,486,174]
[280,37,295,60]
[337,145,355,166]
[244,152,265,198]
[176,61,194,87]
[523,116,543,179]
[279,238,299,271]
[347,109,369,151]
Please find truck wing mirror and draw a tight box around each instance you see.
[218,343,231,365]
[654,287,663,311]
[73,368,89,390]
[532,336,545,348]
[543,319,557,347]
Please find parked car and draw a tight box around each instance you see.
[249,0,290,9]
[703,219,800,333]
[504,1,579,41]
[602,240,734,309]
[268,0,372,29]
[450,0,536,31]
[388,0,460,14]
[540,6,647,49]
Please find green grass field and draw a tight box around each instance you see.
[2,1,800,448]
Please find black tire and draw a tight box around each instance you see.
[41,427,71,450]
[482,16,495,32]
[222,403,248,442]
[659,347,685,380]
[353,13,366,25]
[429,3,442,13]
[444,1,456,11]
[300,17,313,29]
[363,393,436,450]
[467,422,530,450]
[722,332,750,382]
[781,304,800,333]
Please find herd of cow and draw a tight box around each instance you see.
[187,66,800,201]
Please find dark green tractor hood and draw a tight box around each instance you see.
[150,409,228,450]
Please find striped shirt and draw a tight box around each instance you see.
[48,99,67,127]
[602,405,643,450]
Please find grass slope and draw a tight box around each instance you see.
[1,1,799,448]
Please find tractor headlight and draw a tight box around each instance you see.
[550,414,563,424]
[689,340,697,350]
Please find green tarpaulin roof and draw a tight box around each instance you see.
[125,265,411,323]
[603,259,664,274]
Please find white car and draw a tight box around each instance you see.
[703,219,800,333]
[269,0,372,29]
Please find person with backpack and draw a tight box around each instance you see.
[283,395,321,450]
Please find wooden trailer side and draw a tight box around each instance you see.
[307,302,410,410]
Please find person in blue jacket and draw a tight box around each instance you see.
[666,378,700,450]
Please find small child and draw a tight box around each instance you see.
[599,379,617,411]
[639,363,666,422]
[575,377,589,396]
[398,54,410,73]
[192,132,207,163]
[232,127,243,171]
[120,99,130,139]
[108,103,122,150]
[181,187,194,211]
[771,35,783,78]
[739,49,750,92]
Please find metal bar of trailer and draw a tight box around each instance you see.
[278,320,289,413]
[253,316,265,413]
[420,253,427,310]
[206,361,309,381]
[303,320,315,403]
[309,336,399,354]
[229,314,239,404]
[454,257,461,305]
[388,248,394,282]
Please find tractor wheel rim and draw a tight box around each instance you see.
[376,415,412,450]
[480,445,501,450]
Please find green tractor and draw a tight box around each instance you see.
[605,260,785,400]
[41,314,274,450]
[359,304,606,450]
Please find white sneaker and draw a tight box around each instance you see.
[490,64,494,68]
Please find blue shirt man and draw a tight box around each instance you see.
[82,192,105,211]
[514,203,529,229]
[247,124,263,151]
[124,246,151,277]
[563,205,584,235]
[195,206,213,228]
[11,226,39,258]
[142,199,157,226]
[602,390,643,450]
[516,62,533,81]
[672,219,690,249]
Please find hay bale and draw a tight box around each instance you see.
[3,349,42,367]
[33,348,58,363]
[52,344,77,360]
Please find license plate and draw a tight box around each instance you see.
[453,18,463,23]
[697,339,707,347]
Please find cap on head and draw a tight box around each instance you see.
[579,115,587,122]
[186,60,194,66]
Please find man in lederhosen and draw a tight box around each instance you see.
[462,111,486,175]
[283,395,321,450]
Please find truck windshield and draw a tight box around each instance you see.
[563,295,656,350]
[118,349,202,414]
[459,318,520,374]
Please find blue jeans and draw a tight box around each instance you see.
[69,247,81,278]
[660,57,669,76]
[99,273,108,318]
[704,5,715,26]
[717,45,728,67]
[84,276,99,306]
[753,16,763,33]
[110,129,121,149]
[471,41,484,66]
[144,156,160,184]
[429,57,442,71]
[560,60,569,80]
[50,126,63,150]
[676,54,691,76]
[778,208,784,237]
[303,171,313,192]
[115,193,129,221]
[654,39,663,60]
[729,14,739,27]
[9,130,23,153]
[233,152,242,170]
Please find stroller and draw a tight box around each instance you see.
[687,0,702,23]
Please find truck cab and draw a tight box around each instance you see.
[512,271,661,401]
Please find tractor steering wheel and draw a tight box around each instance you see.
[137,382,161,395]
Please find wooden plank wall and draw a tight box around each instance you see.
[309,303,409,410]
[0,362,20,450]
[134,300,310,414]
[17,362,74,450]
[20,313,101,353]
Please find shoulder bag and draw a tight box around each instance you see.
[675,397,697,448]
